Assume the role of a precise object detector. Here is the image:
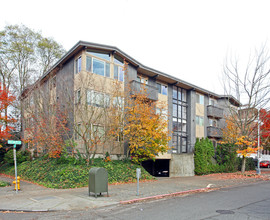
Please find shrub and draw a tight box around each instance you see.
[0,157,154,189]
[194,138,215,175]
[4,149,31,164]
[0,180,11,187]
[216,143,238,172]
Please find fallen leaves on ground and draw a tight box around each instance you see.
[204,171,270,181]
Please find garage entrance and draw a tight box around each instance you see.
[142,159,170,177]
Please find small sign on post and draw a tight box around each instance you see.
[8,140,22,194]
[136,168,141,196]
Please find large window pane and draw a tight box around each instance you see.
[114,65,118,80]
[182,106,187,119]
[87,51,110,61]
[162,85,168,95]
[182,120,187,132]
[173,86,177,99]
[178,90,181,101]
[173,104,177,117]
[173,118,177,131]
[86,90,92,105]
[105,62,110,77]
[182,90,187,102]
[93,58,105,76]
[178,105,181,118]
[86,56,92,72]
[119,66,124,82]
[157,83,161,93]
[182,137,187,153]
[75,57,81,74]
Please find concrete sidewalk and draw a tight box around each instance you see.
[0,172,269,212]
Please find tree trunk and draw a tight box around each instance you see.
[241,156,246,173]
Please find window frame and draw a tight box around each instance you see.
[172,86,188,154]
[75,56,82,74]
[157,82,168,95]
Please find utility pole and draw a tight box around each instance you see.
[257,110,261,174]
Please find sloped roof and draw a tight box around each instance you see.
[22,40,241,106]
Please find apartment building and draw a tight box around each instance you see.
[21,41,240,177]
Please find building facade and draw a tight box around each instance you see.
[21,41,240,177]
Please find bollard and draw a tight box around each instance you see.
[12,176,20,191]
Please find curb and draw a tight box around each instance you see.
[120,187,213,204]
[0,209,52,212]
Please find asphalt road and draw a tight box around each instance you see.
[1,181,270,220]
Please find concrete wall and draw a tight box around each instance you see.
[170,153,195,177]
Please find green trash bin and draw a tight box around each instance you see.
[89,167,108,198]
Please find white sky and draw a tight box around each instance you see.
[1,0,270,95]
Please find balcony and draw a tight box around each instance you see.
[207,105,223,119]
[129,80,158,101]
[207,126,222,138]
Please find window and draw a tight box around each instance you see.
[86,52,111,78]
[156,107,168,120]
[86,90,111,108]
[75,90,81,104]
[157,83,168,95]
[75,57,81,74]
[113,96,124,109]
[93,58,109,76]
[88,51,110,61]
[209,98,216,106]
[86,56,92,72]
[114,65,124,82]
[172,86,188,153]
[196,93,204,105]
[209,119,217,127]
[137,76,148,84]
[93,125,105,141]
[196,116,204,126]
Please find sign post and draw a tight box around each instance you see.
[136,168,141,196]
[8,140,22,194]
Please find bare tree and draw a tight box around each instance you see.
[222,45,270,172]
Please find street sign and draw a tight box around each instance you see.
[8,140,22,145]
[7,140,21,194]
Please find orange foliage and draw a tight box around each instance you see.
[24,107,69,158]
[235,136,257,157]
[0,83,16,141]
[124,85,170,164]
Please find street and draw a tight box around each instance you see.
[1,181,270,220]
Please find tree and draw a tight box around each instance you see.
[124,84,170,164]
[222,45,270,172]
[22,83,71,158]
[36,37,65,75]
[259,109,270,150]
[0,83,16,141]
[0,24,66,132]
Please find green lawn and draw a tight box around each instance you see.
[0,157,154,189]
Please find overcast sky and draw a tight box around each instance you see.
[1,0,270,95]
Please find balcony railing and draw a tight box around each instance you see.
[207,105,223,118]
[207,126,222,138]
[129,80,158,101]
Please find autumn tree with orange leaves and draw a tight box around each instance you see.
[124,85,170,164]
[0,83,16,141]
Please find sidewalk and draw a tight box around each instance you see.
[1,171,269,212]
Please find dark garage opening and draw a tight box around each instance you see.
[142,159,170,177]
